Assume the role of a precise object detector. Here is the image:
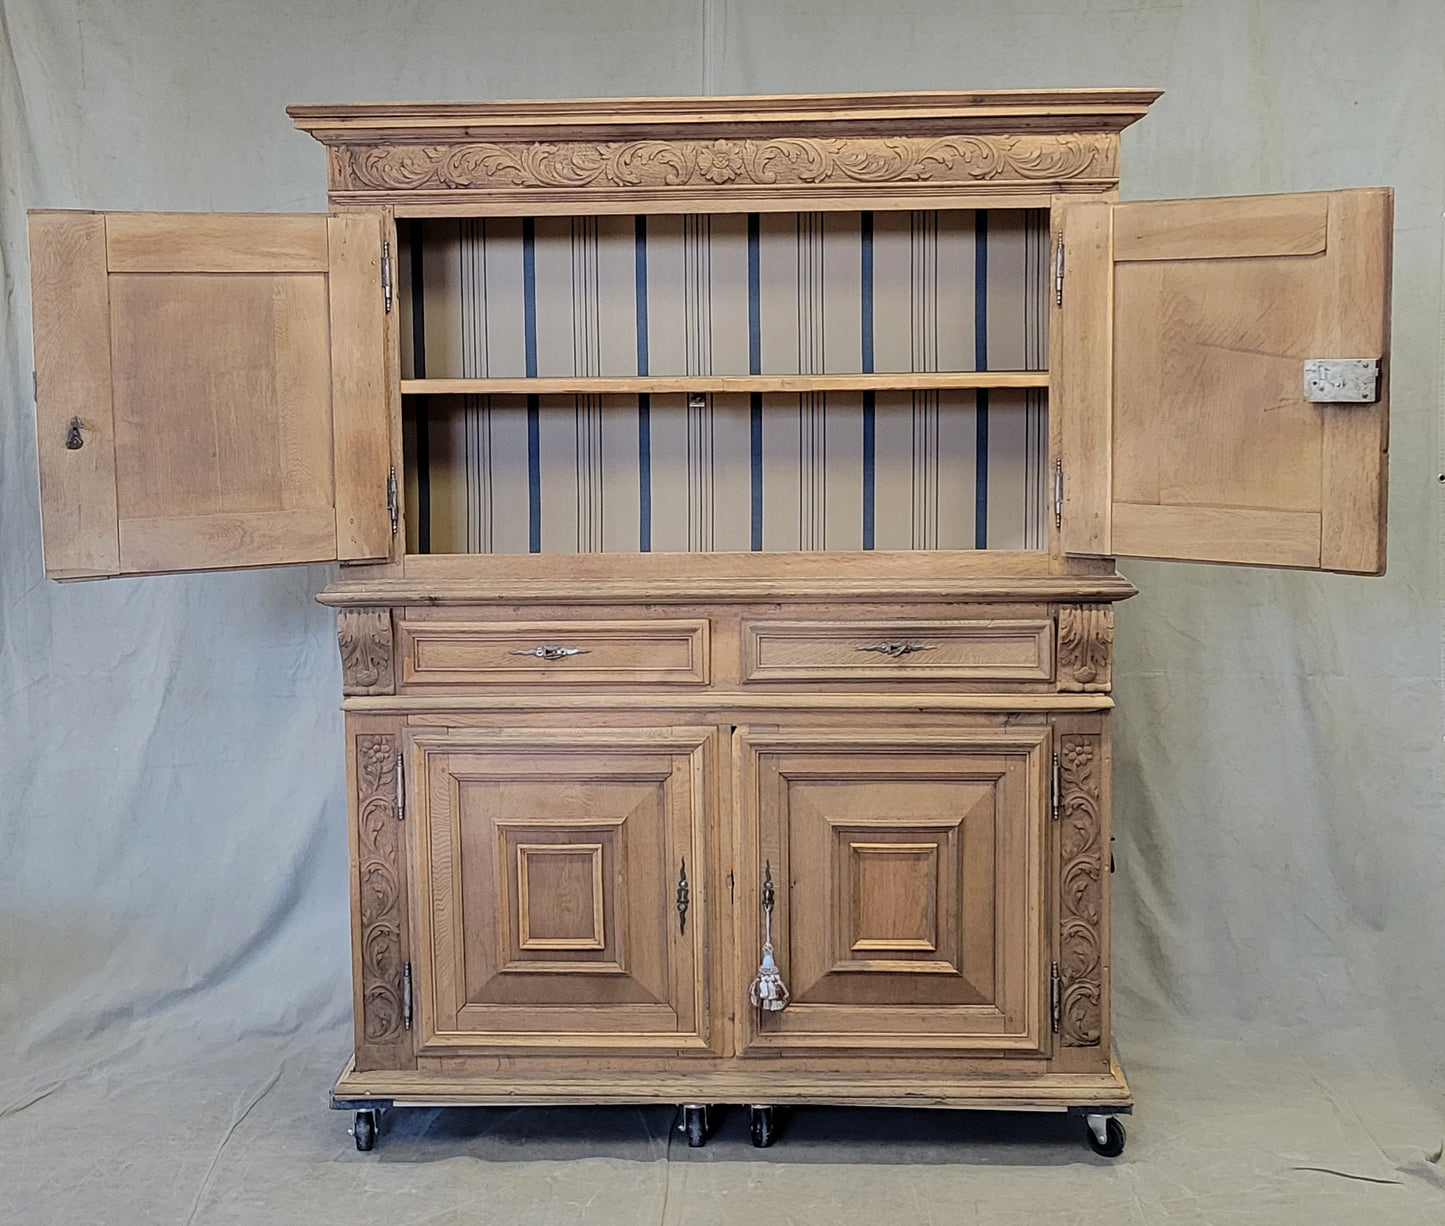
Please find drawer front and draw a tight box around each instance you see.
[741,619,1054,683]
[400,619,710,686]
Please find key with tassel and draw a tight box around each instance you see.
[749,861,789,1012]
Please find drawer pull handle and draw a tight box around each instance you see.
[509,645,590,661]
[857,641,937,659]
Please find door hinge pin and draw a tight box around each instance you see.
[1053,459,1064,531]
[1050,961,1061,1033]
[1054,236,1065,307]
[381,241,394,314]
[1051,751,1061,821]
[402,960,413,1030]
[387,467,399,536]
[395,750,405,821]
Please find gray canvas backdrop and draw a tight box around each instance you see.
[1,0,1441,1119]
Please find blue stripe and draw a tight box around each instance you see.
[522,218,537,378]
[747,213,761,374]
[634,215,649,376]
[974,212,989,547]
[862,389,875,550]
[750,392,763,550]
[526,394,541,552]
[638,393,652,551]
[861,212,874,374]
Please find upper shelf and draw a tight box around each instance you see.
[401,372,1050,397]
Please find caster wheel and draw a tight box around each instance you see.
[1085,1114,1125,1157]
[351,1109,378,1152]
[682,1104,709,1148]
[749,1105,777,1148]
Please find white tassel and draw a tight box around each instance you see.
[749,862,789,1011]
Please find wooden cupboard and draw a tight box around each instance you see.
[26,89,1391,1157]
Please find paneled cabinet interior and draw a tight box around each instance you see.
[28,90,1391,1155]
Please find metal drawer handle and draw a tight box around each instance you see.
[509,645,590,661]
[857,641,937,659]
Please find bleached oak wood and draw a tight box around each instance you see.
[105,212,331,272]
[402,372,1049,397]
[28,212,119,578]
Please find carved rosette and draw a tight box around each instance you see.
[356,733,405,1045]
[332,132,1117,194]
[1057,605,1113,693]
[338,608,394,696]
[1058,734,1103,1046]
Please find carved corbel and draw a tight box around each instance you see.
[337,608,394,696]
[1057,605,1113,693]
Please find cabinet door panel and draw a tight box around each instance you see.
[1056,189,1391,573]
[737,728,1048,1053]
[28,210,392,578]
[409,727,716,1053]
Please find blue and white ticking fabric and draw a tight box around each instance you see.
[400,210,1049,554]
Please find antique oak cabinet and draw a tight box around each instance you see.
[27,90,1391,1156]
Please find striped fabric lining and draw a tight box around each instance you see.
[400,210,1049,554]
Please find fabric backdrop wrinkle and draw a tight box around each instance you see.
[0,0,1441,1127]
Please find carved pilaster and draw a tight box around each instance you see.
[356,733,405,1047]
[338,608,394,696]
[332,132,1118,195]
[1057,605,1113,693]
[1058,733,1103,1046]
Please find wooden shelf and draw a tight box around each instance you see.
[401,372,1049,397]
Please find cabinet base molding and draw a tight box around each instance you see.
[331,1052,1132,1113]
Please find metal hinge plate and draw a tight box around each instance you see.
[387,467,399,536]
[1051,751,1060,821]
[1054,236,1065,307]
[1053,460,1064,531]
[395,750,405,821]
[380,242,394,314]
[402,960,413,1030]
[1303,358,1379,403]
[1050,961,1061,1033]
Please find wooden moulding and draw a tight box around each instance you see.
[289,89,1160,213]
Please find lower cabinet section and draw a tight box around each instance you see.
[406,726,718,1053]
[736,727,1049,1054]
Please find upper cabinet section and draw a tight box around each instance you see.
[1056,189,1392,574]
[29,211,393,579]
[288,89,1161,216]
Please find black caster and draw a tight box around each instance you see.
[351,1108,378,1151]
[681,1104,709,1148]
[1084,1114,1125,1157]
[749,1104,777,1148]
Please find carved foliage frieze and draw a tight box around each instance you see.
[338,608,394,696]
[1058,733,1103,1046]
[356,733,405,1046]
[331,132,1118,194]
[1057,605,1113,693]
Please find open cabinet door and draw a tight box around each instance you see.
[1056,189,1391,573]
[29,211,393,578]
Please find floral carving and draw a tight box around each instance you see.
[1057,605,1112,693]
[1058,734,1102,1046]
[356,733,405,1047]
[338,609,393,696]
[332,133,1116,194]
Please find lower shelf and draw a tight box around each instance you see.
[331,1050,1133,1114]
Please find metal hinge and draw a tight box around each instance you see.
[1050,962,1061,1032]
[727,869,735,900]
[1053,460,1064,531]
[1054,236,1065,307]
[402,960,413,1030]
[32,370,38,400]
[380,241,394,314]
[387,467,399,536]
[395,750,405,821]
[1051,751,1061,821]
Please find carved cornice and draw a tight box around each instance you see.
[357,733,405,1047]
[1058,733,1103,1047]
[1057,605,1113,693]
[338,608,393,696]
[329,133,1117,195]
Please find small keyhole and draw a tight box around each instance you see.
[64,418,83,450]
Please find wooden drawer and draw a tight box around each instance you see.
[400,619,710,686]
[741,619,1054,683]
